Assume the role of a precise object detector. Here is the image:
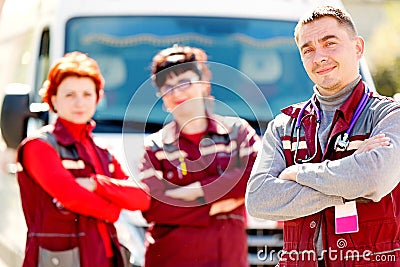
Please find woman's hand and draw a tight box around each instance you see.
[76,177,97,192]
[164,181,204,201]
[209,197,244,215]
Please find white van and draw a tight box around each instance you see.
[1,0,375,266]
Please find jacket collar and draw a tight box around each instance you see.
[334,80,367,125]
[281,100,313,119]
[281,80,367,123]
[52,117,96,146]
[162,114,232,145]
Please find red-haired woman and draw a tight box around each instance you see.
[16,51,150,267]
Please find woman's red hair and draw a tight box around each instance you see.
[41,51,104,111]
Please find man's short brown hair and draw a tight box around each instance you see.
[294,5,358,45]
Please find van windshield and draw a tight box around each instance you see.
[66,16,313,134]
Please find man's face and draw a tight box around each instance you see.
[297,17,364,96]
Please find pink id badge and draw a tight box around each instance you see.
[335,201,359,234]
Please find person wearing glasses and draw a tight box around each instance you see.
[16,51,150,267]
[138,45,259,267]
[245,6,400,266]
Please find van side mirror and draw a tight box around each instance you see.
[1,84,48,149]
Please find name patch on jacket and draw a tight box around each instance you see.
[62,160,85,170]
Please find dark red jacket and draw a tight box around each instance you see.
[278,82,400,266]
[17,118,148,267]
[140,114,259,267]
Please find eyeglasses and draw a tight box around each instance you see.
[156,77,200,98]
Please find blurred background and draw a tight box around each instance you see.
[1,0,400,102]
[1,0,400,103]
[344,0,400,98]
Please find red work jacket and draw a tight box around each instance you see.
[17,119,128,267]
[140,114,259,267]
[279,81,400,266]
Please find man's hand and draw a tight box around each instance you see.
[278,134,390,182]
[164,181,204,201]
[354,133,390,154]
[278,165,299,181]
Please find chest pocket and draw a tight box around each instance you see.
[40,133,91,177]
[157,133,240,184]
[201,133,240,176]
[326,134,368,161]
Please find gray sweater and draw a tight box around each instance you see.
[245,80,400,222]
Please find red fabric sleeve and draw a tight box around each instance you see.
[109,155,129,179]
[200,159,256,203]
[140,151,211,226]
[94,175,151,211]
[21,139,121,222]
[200,122,260,203]
[142,176,211,226]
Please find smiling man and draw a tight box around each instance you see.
[245,6,400,267]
